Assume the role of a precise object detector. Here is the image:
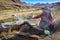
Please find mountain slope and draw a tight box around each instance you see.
[0,0,22,10]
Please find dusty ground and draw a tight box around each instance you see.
[0,21,60,40]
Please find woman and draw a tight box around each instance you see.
[32,7,54,35]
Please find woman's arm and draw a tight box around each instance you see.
[32,14,43,19]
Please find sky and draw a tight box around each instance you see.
[20,0,60,4]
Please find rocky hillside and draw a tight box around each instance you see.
[0,0,42,21]
[0,0,23,10]
[0,0,29,20]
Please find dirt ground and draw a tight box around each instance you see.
[0,21,60,40]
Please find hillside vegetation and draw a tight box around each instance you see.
[52,6,60,22]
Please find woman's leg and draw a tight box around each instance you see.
[48,24,54,32]
[20,21,32,32]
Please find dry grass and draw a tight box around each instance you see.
[0,4,60,40]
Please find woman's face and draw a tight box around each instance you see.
[43,9,51,13]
